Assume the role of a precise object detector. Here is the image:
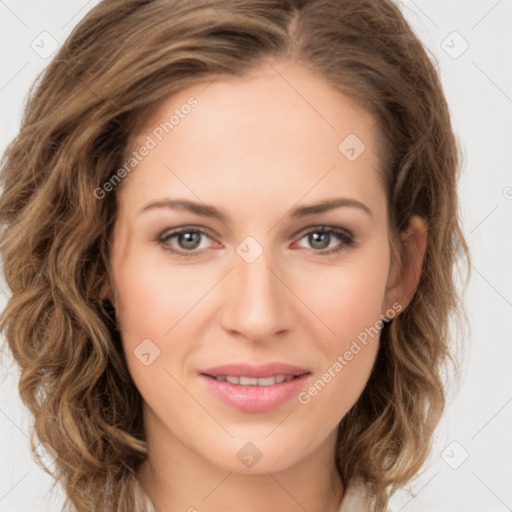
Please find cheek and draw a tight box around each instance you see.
[111,255,206,391]
[112,260,194,413]
[296,266,387,415]
[296,252,390,404]
[112,255,199,340]
[302,254,390,344]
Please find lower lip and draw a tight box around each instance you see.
[199,374,310,413]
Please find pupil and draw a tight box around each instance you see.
[310,232,329,249]
[179,232,200,250]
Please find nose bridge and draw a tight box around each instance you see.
[221,242,291,341]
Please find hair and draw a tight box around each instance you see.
[0,1,470,511]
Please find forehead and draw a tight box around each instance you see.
[135,60,377,151]
[118,60,385,222]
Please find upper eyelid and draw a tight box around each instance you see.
[295,224,353,237]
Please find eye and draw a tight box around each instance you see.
[157,225,355,259]
[157,226,218,259]
[293,226,355,255]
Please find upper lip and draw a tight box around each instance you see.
[200,362,311,378]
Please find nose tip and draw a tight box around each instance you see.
[219,248,293,342]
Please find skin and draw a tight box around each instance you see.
[103,58,427,512]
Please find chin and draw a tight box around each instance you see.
[202,436,309,475]
[214,454,298,475]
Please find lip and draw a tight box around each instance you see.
[199,362,310,378]
[199,374,310,412]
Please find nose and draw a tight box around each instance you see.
[219,246,294,343]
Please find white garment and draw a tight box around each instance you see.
[337,478,394,512]
[132,475,393,511]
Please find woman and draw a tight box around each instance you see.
[0,1,470,511]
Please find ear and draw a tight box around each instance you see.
[100,280,113,303]
[382,215,428,316]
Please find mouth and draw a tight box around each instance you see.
[198,363,311,413]
[199,362,311,379]
[201,374,307,386]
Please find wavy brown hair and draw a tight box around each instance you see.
[0,1,470,511]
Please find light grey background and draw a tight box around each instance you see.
[1,1,511,511]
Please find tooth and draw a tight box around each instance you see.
[239,376,258,385]
[257,376,276,386]
[215,375,297,386]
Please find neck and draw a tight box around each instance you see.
[137,410,344,512]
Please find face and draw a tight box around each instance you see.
[106,59,405,474]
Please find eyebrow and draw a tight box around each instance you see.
[139,197,373,221]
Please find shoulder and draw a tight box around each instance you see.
[339,478,395,512]
[131,473,396,512]
[131,475,158,512]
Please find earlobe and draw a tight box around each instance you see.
[399,215,428,306]
[100,281,113,303]
[383,215,428,315]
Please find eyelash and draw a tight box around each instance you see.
[156,225,355,259]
